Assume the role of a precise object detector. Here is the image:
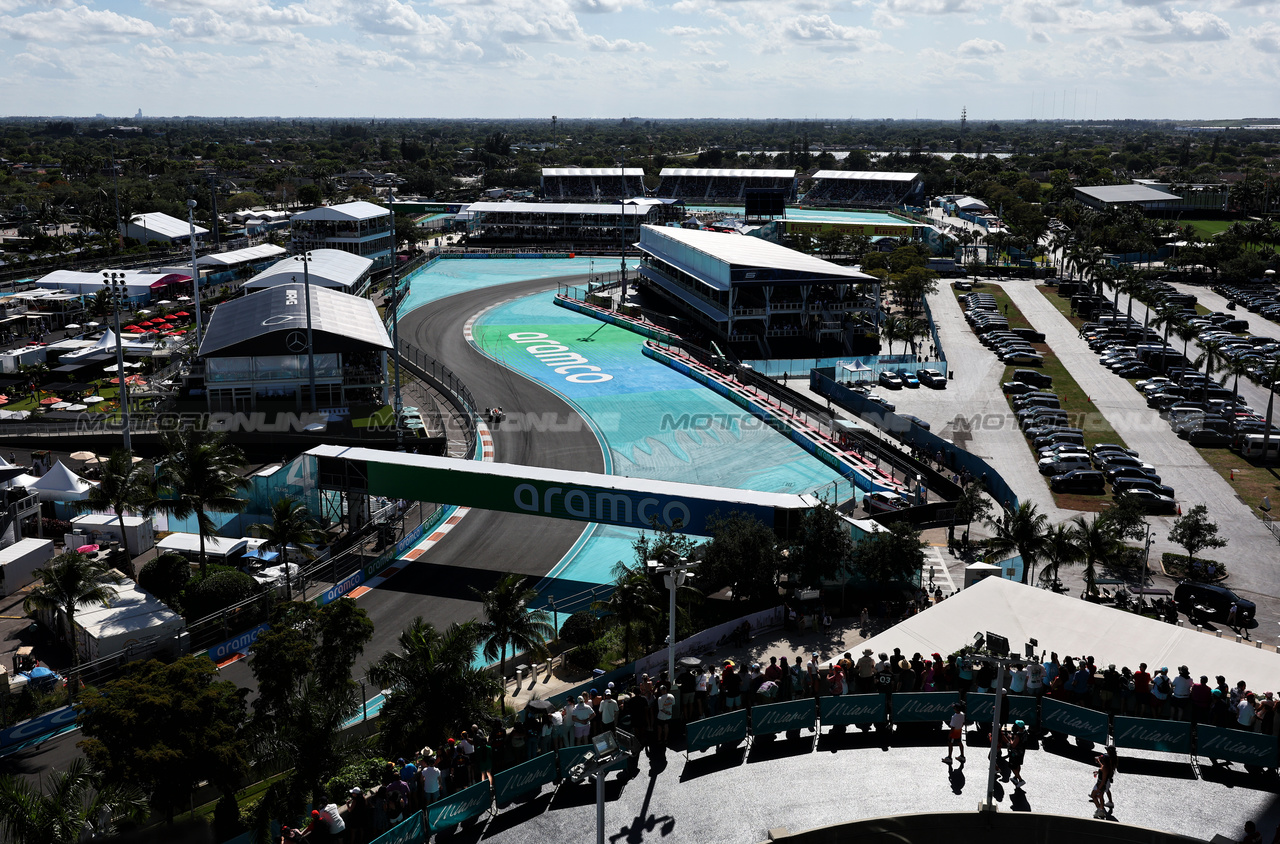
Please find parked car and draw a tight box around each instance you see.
[897,370,920,388]
[1110,477,1176,498]
[1116,488,1178,514]
[899,414,931,431]
[1039,454,1094,475]
[865,394,896,413]
[917,369,947,389]
[1174,581,1256,622]
[864,491,909,514]
[1049,470,1106,494]
[1013,369,1052,388]
[1002,381,1039,396]
[1105,465,1162,485]
[878,370,904,390]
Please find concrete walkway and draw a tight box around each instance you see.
[999,281,1280,598]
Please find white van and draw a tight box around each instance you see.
[1239,434,1280,460]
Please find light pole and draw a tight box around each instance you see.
[186,198,204,348]
[387,190,404,450]
[963,632,1036,813]
[292,253,318,413]
[109,135,122,248]
[101,272,132,452]
[651,553,698,682]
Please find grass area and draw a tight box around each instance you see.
[1184,219,1235,238]
[1036,285,1085,331]
[951,281,1031,331]
[173,770,293,825]
[1194,446,1280,519]
[352,405,394,428]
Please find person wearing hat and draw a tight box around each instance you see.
[1007,720,1028,787]
[855,648,877,693]
[1210,687,1235,729]
[600,686,620,732]
[346,786,371,843]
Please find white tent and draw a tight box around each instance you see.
[59,329,119,362]
[26,460,97,502]
[858,576,1280,689]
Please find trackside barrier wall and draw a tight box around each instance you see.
[811,370,1019,512]
[553,296,679,343]
[371,810,426,844]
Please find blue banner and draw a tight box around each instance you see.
[371,810,425,844]
[494,752,557,805]
[318,568,365,606]
[891,692,958,723]
[1113,717,1191,754]
[426,781,491,832]
[750,699,815,737]
[686,710,748,754]
[205,623,270,664]
[819,694,885,726]
[967,693,1037,725]
[1040,699,1108,743]
[0,705,78,750]
[1197,725,1279,767]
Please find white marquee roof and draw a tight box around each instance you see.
[128,212,208,240]
[1076,184,1183,205]
[197,244,286,267]
[468,202,657,217]
[242,248,373,291]
[542,168,644,177]
[812,170,919,182]
[859,576,1280,688]
[292,201,390,222]
[660,168,796,179]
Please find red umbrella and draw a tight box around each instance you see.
[174,311,190,317]
[140,320,155,326]
[76,544,100,554]
[40,396,60,405]
[124,325,140,330]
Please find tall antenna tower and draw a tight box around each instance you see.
[960,107,968,134]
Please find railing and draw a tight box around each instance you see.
[397,339,478,459]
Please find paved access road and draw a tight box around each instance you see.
[1001,282,1280,598]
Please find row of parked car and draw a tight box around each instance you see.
[1216,280,1280,325]
[960,292,1046,366]
[877,367,947,390]
[1036,442,1177,512]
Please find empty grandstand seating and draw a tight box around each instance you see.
[804,171,920,208]
[541,168,645,201]
[656,168,797,203]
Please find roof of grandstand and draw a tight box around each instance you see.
[468,201,658,217]
[1075,184,1182,204]
[811,170,919,182]
[659,168,796,179]
[541,168,644,177]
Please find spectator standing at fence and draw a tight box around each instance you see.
[944,702,967,764]
[656,684,676,746]
[1171,666,1194,720]
[678,666,697,719]
[419,759,443,805]
[1099,664,1120,713]
[722,662,743,710]
[571,695,595,745]
[855,648,877,693]
[705,666,722,715]
[1132,663,1153,716]
[1026,657,1044,699]
[1190,675,1213,724]
[1211,688,1235,728]
[1238,692,1259,730]
[600,688,620,733]
[346,788,371,844]
[694,666,710,715]
[1151,668,1172,717]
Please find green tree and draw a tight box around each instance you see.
[985,500,1050,585]
[137,552,190,612]
[249,496,322,601]
[76,656,250,823]
[787,499,855,586]
[76,449,154,580]
[700,510,782,604]
[1167,504,1228,569]
[470,573,554,707]
[0,758,147,844]
[23,551,121,694]
[1038,522,1081,587]
[592,561,662,661]
[367,618,502,756]
[951,481,992,543]
[156,426,250,578]
[848,520,925,584]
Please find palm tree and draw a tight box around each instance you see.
[470,573,555,707]
[250,496,322,601]
[156,426,249,579]
[880,313,903,355]
[592,561,661,663]
[1070,514,1119,599]
[22,551,121,694]
[77,450,154,580]
[367,618,502,754]
[985,500,1050,585]
[0,758,147,844]
[951,480,992,544]
[1038,522,1081,588]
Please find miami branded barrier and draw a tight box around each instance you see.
[426,781,492,833]
[819,694,886,726]
[493,752,557,805]
[1041,699,1108,743]
[370,810,425,844]
[1113,716,1192,754]
[686,710,748,754]
[557,744,596,779]
[1197,725,1279,767]
[967,693,1037,725]
[891,692,957,723]
[750,699,816,737]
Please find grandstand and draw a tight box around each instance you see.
[804,171,921,208]
[541,168,645,201]
[655,168,797,203]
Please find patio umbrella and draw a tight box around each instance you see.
[0,396,8,404]
[65,324,82,329]
[76,544,100,554]
[40,397,60,405]
[50,401,71,410]
[156,299,173,305]
[174,311,190,316]
[525,699,554,712]
[104,364,120,372]
[177,296,191,301]
[137,309,152,315]
[66,404,88,411]
[124,325,140,330]
[83,396,105,403]
[70,451,96,461]
[86,322,100,327]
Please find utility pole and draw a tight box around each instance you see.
[388,189,404,450]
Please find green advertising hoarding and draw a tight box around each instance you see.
[750,699,816,737]
[1197,725,1279,767]
[1040,699,1108,743]
[1113,717,1191,754]
[370,811,424,844]
[426,781,491,832]
[493,751,557,805]
[967,693,1038,725]
[891,692,958,724]
[686,710,749,754]
[819,694,886,726]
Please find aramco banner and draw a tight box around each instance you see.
[819,694,886,726]
[686,710,749,754]
[493,752,557,805]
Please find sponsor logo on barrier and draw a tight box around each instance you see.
[371,810,424,844]
[321,569,365,605]
[513,483,692,531]
[494,754,557,803]
[428,783,492,830]
[1199,729,1278,764]
[0,705,78,748]
[893,697,953,721]
[1041,702,1108,741]
[751,704,812,733]
[1115,723,1185,747]
[395,522,427,556]
[207,623,271,663]
[688,715,747,751]
[823,697,883,722]
[509,332,613,384]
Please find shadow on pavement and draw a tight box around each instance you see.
[679,744,745,781]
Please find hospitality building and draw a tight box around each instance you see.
[289,201,393,271]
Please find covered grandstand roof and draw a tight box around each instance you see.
[468,201,658,217]
[812,170,919,182]
[659,168,796,179]
[127,212,208,240]
[199,282,391,358]
[242,248,373,292]
[291,201,389,222]
[638,224,873,291]
[542,168,644,177]
[197,244,286,267]
[1075,184,1182,205]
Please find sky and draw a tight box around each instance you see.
[1,0,1278,120]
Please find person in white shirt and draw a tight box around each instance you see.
[571,695,595,745]
[656,684,676,746]
[599,689,620,729]
[944,702,967,763]
[1171,666,1193,720]
[419,760,443,804]
[1026,658,1045,697]
[705,666,721,716]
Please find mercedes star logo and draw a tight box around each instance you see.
[285,331,308,353]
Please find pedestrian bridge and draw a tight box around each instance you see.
[309,445,818,536]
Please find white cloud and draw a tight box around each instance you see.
[571,0,644,13]
[872,7,905,28]
[1,6,161,42]
[782,14,881,50]
[883,0,982,14]
[585,33,652,50]
[957,37,1004,55]
[1248,21,1280,52]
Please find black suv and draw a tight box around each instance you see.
[1173,581,1256,623]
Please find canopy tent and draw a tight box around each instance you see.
[857,576,1280,689]
[25,460,97,502]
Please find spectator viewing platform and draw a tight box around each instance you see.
[289,201,393,271]
[803,171,921,208]
[242,248,374,297]
[656,168,798,203]
[462,200,675,247]
[540,167,646,202]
